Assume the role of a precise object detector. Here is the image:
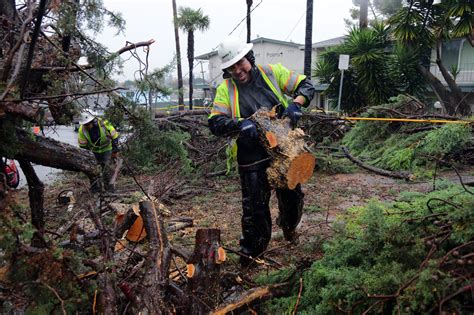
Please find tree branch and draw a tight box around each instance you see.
[341,146,412,181]
[115,39,155,56]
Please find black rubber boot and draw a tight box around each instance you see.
[276,184,304,243]
[239,169,272,265]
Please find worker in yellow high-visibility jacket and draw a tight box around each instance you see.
[78,111,119,193]
[208,36,316,266]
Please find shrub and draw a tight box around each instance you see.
[342,98,472,173]
[125,109,192,173]
[262,184,474,314]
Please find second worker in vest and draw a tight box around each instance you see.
[78,111,119,193]
[208,36,316,266]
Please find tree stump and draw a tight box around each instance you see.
[186,228,226,314]
[249,108,316,189]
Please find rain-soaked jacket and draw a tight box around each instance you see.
[208,63,315,167]
[78,119,119,154]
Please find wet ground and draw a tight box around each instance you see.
[13,164,473,271]
[163,168,473,267]
[16,125,78,187]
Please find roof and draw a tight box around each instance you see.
[195,50,218,60]
[195,37,303,60]
[310,36,346,49]
[250,37,302,47]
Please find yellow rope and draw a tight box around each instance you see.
[342,117,473,124]
[154,105,209,111]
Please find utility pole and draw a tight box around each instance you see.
[199,61,206,99]
[304,0,314,77]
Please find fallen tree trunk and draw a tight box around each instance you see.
[341,146,412,181]
[249,108,316,189]
[10,128,99,178]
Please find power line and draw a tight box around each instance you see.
[267,9,307,65]
[227,0,264,38]
[285,10,306,41]
[182,0,265,81]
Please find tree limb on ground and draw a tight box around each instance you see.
[212,282,291,315]
[154,109,209,119]
[341,146,413,181]
[137,200,171,313]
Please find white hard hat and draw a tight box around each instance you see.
[218,36,253,70]
[79,111,98,125]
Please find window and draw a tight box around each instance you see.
[441,39,462,68]
[441,39,474,69]
[460,40,474,65]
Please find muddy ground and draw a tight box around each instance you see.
[163,170,470,268]
[14,167,471,276]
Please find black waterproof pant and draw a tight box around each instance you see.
[239,168,304,258]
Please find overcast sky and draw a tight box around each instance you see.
[97,0,355,81]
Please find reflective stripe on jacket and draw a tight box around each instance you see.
[78,119,119,154]
[209,63,306,119]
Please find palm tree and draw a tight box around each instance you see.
[313,23,404,111]
[176,7,210,110]
[171,0,184,110]
[246,0,253,43]
[390,0,473,115]
[359,0,369,28]
[304,0,313,77]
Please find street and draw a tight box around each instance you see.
[17,125,78,187]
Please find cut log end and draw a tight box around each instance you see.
[287,152,316,190]
[187,264,195,278]
[216,247,226,264]
[265,131,278,148]
[126,216,147,242]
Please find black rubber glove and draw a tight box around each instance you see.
[238,119,258,140]
[283,102,303,128]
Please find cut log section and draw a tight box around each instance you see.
[250,108,316,189]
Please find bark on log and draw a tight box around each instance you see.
[167,221,193,233]
[0,170,6,212]
[341,146,413,181]
[18,160,47,248]
[212,283,290,315]
[10,128,99,178]
[250,108,316,189]
[97,274,118,315]
[87,203,118,315]
[138,200,171,313]
[186,228,225,315]
[2,101,45,122]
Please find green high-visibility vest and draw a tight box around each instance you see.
[209,63,306,120]
[78,119,118,154]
